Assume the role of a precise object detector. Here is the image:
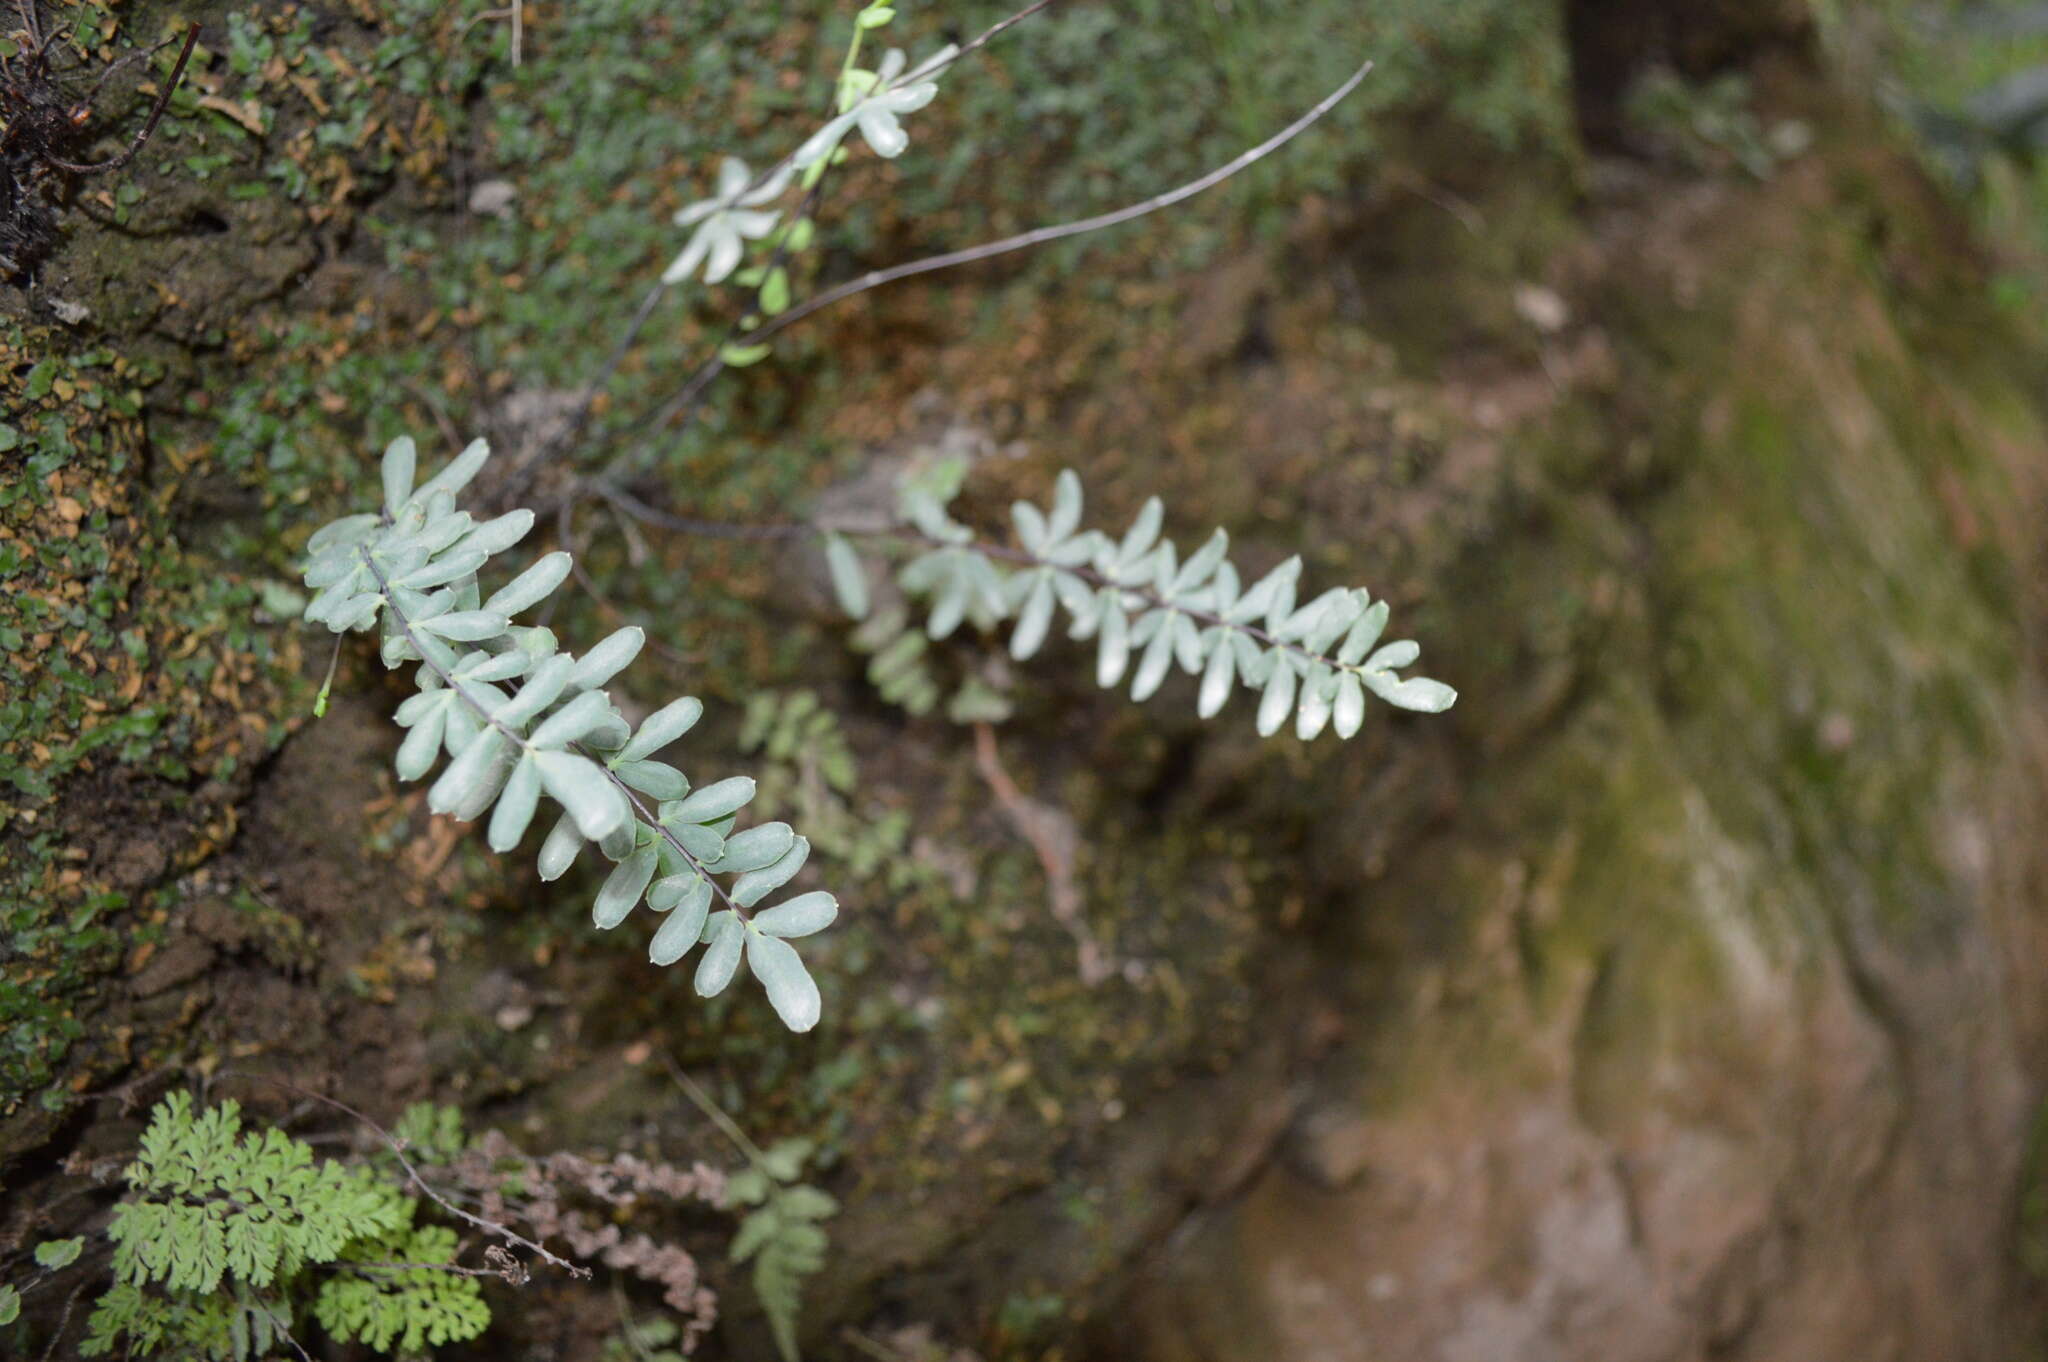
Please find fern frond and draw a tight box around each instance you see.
[82,1282,293,1361]
[725,1144,837,1362]
[314,1221,490,1355]
[109,1093,410,1299]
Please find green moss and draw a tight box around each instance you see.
[0,317,292,1110]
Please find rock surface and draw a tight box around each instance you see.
[1110,108,2048,1362]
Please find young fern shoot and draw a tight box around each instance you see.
[301,437,836,1031]
[826,467,1457,738]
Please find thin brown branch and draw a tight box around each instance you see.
[504,0,1063,504]
[36,1281,86,1362]
[255,1302,314,1362]
[48,26,197,175]
[658,1051,768,1166]
[314,1259,516,1280]
[496,157,831,511]
[580,59,1374,493]
[915,0,1058,80]
[712,0,1063,227]
[716,60,1375,357]
[211,1070,589,1280]
[594,481,812,541]
[972,722,1114,985]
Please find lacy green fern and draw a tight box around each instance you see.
[79,1093,488,1360]
[82,1282,298,1361]
[105,1092,405,1296]
[314,1206,491,1353]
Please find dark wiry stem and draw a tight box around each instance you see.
[47,27,197,175]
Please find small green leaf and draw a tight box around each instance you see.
[946,677,1013,724]
[1333,672,1367,738]
[1096,599,1131,688]
[1118,496,1164,565]
[1365,674,1458,713]
[395,561,480,603]
[1304,592,1365,655]
[667,820,725,862]
[1171,528,1229,596]
[649,878,714,965]
[1296,666,1334,739]
[747,932,821,1031]
[528,690,615,749]
[1230,555,1300,625]
[1365,640,1420,671]
[621,697,704,761]
[714,822,795,874]
[571,628,645,691]
[760,266,791,315]
[395,703,448,781]
[760,1137,813,1182]
[537,813,583,881]
[650,868,704,912]
[594,845,659,929]
[754,890,837,939]
[1130,617,1175,702]
[721,341,774,367]
[457,509,535,558]
[306,513,381,556]
[726,1167,771,1205]
[497,653,575,725]
[1256,660,1297,737]
[1337,600,1390,665]
[0,1283,18,1325]
[1048,469,1084,542]
[35,1236,84,1269]
[412,438,491,505]
[417,609,510,642]
[488,755,542,851]
[485,551,573,617]
[1197,633,1235,717]
[857,5,896,28]
[535,750,627,839]
[696,913,744,996]
[427,729,512,821]
[733,837,810,907]
[1011,576,1055,660]
[824,533,870,619]
[668,776,755,824]
[616,759,689,799]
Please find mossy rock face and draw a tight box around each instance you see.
[1117,105,2048,1362]
[7,3,2048,1359]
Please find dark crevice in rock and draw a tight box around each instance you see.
[1564,0,1817,150]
